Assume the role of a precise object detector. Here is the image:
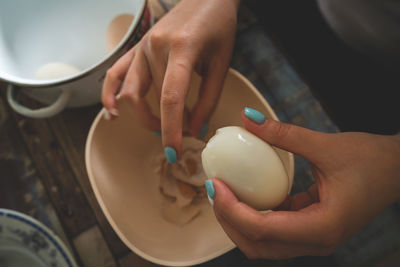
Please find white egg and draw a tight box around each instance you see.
[34,62,81,80]
[201,126,289,210]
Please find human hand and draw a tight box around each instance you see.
[206,107,400,259]
[102,0,240,162]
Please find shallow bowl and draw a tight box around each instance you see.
[85,68,294,266]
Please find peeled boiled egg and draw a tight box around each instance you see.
[34,62,81,80]
[201,126,289,210]
[106,13,134,53]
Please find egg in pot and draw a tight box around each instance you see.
[34,62,81,80]
[106,13,134,53]
[201,126,289,210]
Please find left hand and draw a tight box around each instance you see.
[210,110,400,259]
[101,0,239,158]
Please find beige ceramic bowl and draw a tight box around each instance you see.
[85,68,294,266]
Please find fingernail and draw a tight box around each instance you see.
[109,108,119,116]
[164,147,177,164]
[205,179,215,206]
[103,110,111,120]
[200,123,209,139]
[153,131,161,137]
[244,107,266,124]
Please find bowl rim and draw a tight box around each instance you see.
[0,208,78,267]
[84,67,295,266]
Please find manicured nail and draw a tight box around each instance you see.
[109,108,119,116]
[103,110,111,120]
[205,179,215,206]
[244,107,266,124]
[153,131,161,137]
[200,123,209,139]
[164,147,177,164]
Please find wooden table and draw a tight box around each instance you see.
[1,2,399,267]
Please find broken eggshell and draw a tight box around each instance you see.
[154,136,208,226]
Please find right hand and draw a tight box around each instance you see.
[102,0,240,160]
[209,109,400,259]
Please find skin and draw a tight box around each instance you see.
[101,0,240,157]
[211,112,400,259]
[102,0,400,259]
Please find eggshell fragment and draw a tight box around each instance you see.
[201,126,289,210]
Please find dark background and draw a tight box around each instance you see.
[246,0,399,135]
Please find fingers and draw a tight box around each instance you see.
[102,48,136,116]
[160,52,194,156]
[214,211,265,259]
[213,179,332,259]
[190,61,228,138]
[212,178,337,246]
[212,179,272,240]
[275,183,319,211]
[216,213,322,259]
[119,50,160,131]
[241,110,329,163]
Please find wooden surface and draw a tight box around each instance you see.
[1,2,400,267]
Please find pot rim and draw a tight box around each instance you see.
[0,0,147,89]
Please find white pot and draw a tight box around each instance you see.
[0,0,149,118]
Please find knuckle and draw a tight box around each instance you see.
[217,196,231,211]
[174,59,192,74]
[170,58,192,77]
[148,30,165,46]
[266,120,292,143]
[161,90,180,107]
[105,69,117,81]
[171,31,194,50]
[120,89,140,104]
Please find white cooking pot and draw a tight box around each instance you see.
[0,0,149,118]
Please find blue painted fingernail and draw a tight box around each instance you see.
[153,130,161,137]
[205,179,215,200]
[200,123,209,139]
[164,147,177,163]
[244,107,266,124]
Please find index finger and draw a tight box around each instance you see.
[160,53,194,160]
[102,48,136,111]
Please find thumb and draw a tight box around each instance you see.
[210,178,269,240]
[241,107,328,162]
[210,178,329,245]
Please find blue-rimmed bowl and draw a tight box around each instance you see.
[0,209,78,267]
